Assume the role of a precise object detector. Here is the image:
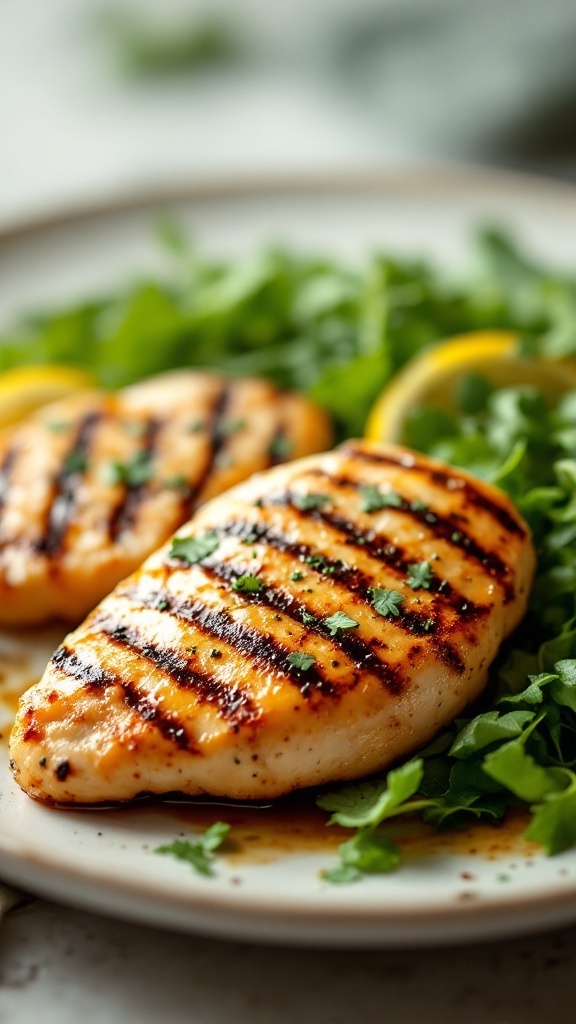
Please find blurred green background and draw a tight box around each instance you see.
[2,0,576,226]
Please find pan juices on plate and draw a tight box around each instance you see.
[10,440,535,805]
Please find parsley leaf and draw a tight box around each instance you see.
[232,574,263,593]
[155,822,230,876]
[100,450,154,487]
[216,417,246,439]
[317,759,430,829]
[370,587,404,617]
[269,435,294,461]
[322,611,359,636]
[304,555,343,576]
[359,485,403,512]
[323,829,400,884]
[301,610,318,627]
[449,710,535,760]
[406,561,433,590]
[525,777,576,854]
[123,420,147,438]
[63,449,88,474]
[287,652,316,671]
[162,474,188,490]
[319,761,433,883]
[46,420,70,433]
[482,725,568,803]
[169,531,219,564]
[293,493,330,511]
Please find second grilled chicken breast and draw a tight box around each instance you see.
[11,440,535,805]
[0,370,332,625]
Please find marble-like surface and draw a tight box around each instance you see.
[1,899,575,1023]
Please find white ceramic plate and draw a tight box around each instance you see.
[2,168,576,948]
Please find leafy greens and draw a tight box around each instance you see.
[319,337,576,879]
[5,225,576,439]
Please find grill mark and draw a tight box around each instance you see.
[215,516,483,621]
[181,382,231,517]
[39,412,101,556]
[93,615,258,727]
[204,557,438,681]
[288,470,516,603]
[50,644,193,750]
[116,586,343,698]
[342,442,525,538]
[108,418,163,541]
[204,525,467,673]
[240,515,483,661]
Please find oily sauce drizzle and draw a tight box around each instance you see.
[163,796,539,866]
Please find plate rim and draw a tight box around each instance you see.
[1,163,576,246]
[2,164,576,943]
[1,820,576,927]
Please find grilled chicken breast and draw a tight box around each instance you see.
[10,440,535,804]
[0,370,332,625]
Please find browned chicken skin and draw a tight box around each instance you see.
[0,370,332,625]
[10,440,535,805]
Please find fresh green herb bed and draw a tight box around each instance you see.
[5,225,576,880]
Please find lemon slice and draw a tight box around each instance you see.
[365,330,576,444]
[0,365,96,429]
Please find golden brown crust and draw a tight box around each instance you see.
[10,440,535,804]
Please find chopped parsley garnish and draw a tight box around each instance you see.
[359,485,403,512]
[210,649,222,659]
[322,611,359,636]
[232,574,263,593]
[63,449,88,474]
[291,570,306,581]
[269,435,294,461]
[100,450,153,487]
[370,588,404,617]
[301,610,318,627]
[163,474,188,490]
[187,419,205,433]
[242,529,259,545]
[169,531,219,564]
[46,420,70,433]
[216,417,246,439]
[406,561,433,590]
[155,822,230,877]
[451,531,463,543]
[287,652,316,672]
[293,493,330,511]
[304,555,343,576]
[409,499,429,513]
[123,421,147,438]
[156,598,169,611]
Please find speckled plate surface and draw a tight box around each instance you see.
[2,169,576,947]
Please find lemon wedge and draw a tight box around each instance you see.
[365,330,576,444]
[0,365,96,429]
